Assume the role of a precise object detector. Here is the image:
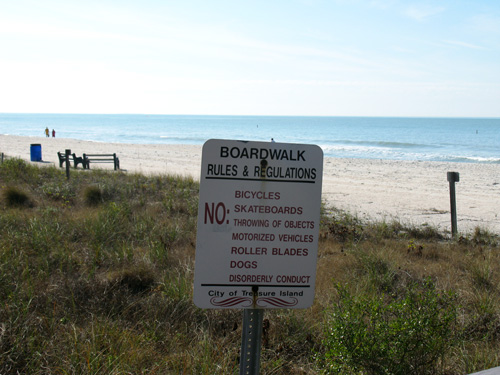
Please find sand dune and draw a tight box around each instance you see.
[1,134,499,234]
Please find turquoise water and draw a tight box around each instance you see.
[1,113,499,163]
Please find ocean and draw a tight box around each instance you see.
[1,113,499,163]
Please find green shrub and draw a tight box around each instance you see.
[2,186,33,208]
[327,210,364,243]
[357,252,398,294]
[84,185,104,206]
[321,279,458,375]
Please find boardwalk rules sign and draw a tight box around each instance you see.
[194,139,323,309]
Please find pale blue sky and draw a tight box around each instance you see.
[1,0,499,117]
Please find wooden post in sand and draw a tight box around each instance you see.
[447,172,460,236]
[1,152,4,164]
[65,149,71,180]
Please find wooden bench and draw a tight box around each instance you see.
[57,152,85,168]
[82,153,120,170]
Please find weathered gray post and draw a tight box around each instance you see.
[1,152,4,164]
[65,149,71,180]
[447,172,460,236]
[239,308,264,375]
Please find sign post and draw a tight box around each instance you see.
[240,307,264,374]
[447,171,460,236]
[194,139,323,373]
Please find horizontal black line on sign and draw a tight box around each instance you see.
[200,284,310,288]
[205,176,316,184]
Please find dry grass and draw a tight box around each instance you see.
[0,157,499,374]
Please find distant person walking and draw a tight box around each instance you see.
[45,127,49,137]
[52,129,56,138]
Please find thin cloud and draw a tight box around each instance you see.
[469,14,500,34]
[404,4,445,21]
[443,40,485,50]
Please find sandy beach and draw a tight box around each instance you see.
[1,134,499,234]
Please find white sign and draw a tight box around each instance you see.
[193,139,323,309]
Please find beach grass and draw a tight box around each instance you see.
[0,157,499,374]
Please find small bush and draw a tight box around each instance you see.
[321,279,458,375]
[107,266,157,294]
[2,186,33,208]
[405,224,444,241]
[459,227,499,247]
[357,252,399,294]
[84,185,103,206]
[327,211,364,243]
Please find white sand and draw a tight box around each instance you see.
[1,135,499,234]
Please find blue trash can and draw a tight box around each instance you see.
[30,144,42,161]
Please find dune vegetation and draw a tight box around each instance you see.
[0,157,499,374]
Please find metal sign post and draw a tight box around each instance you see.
[239,307,264,375]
